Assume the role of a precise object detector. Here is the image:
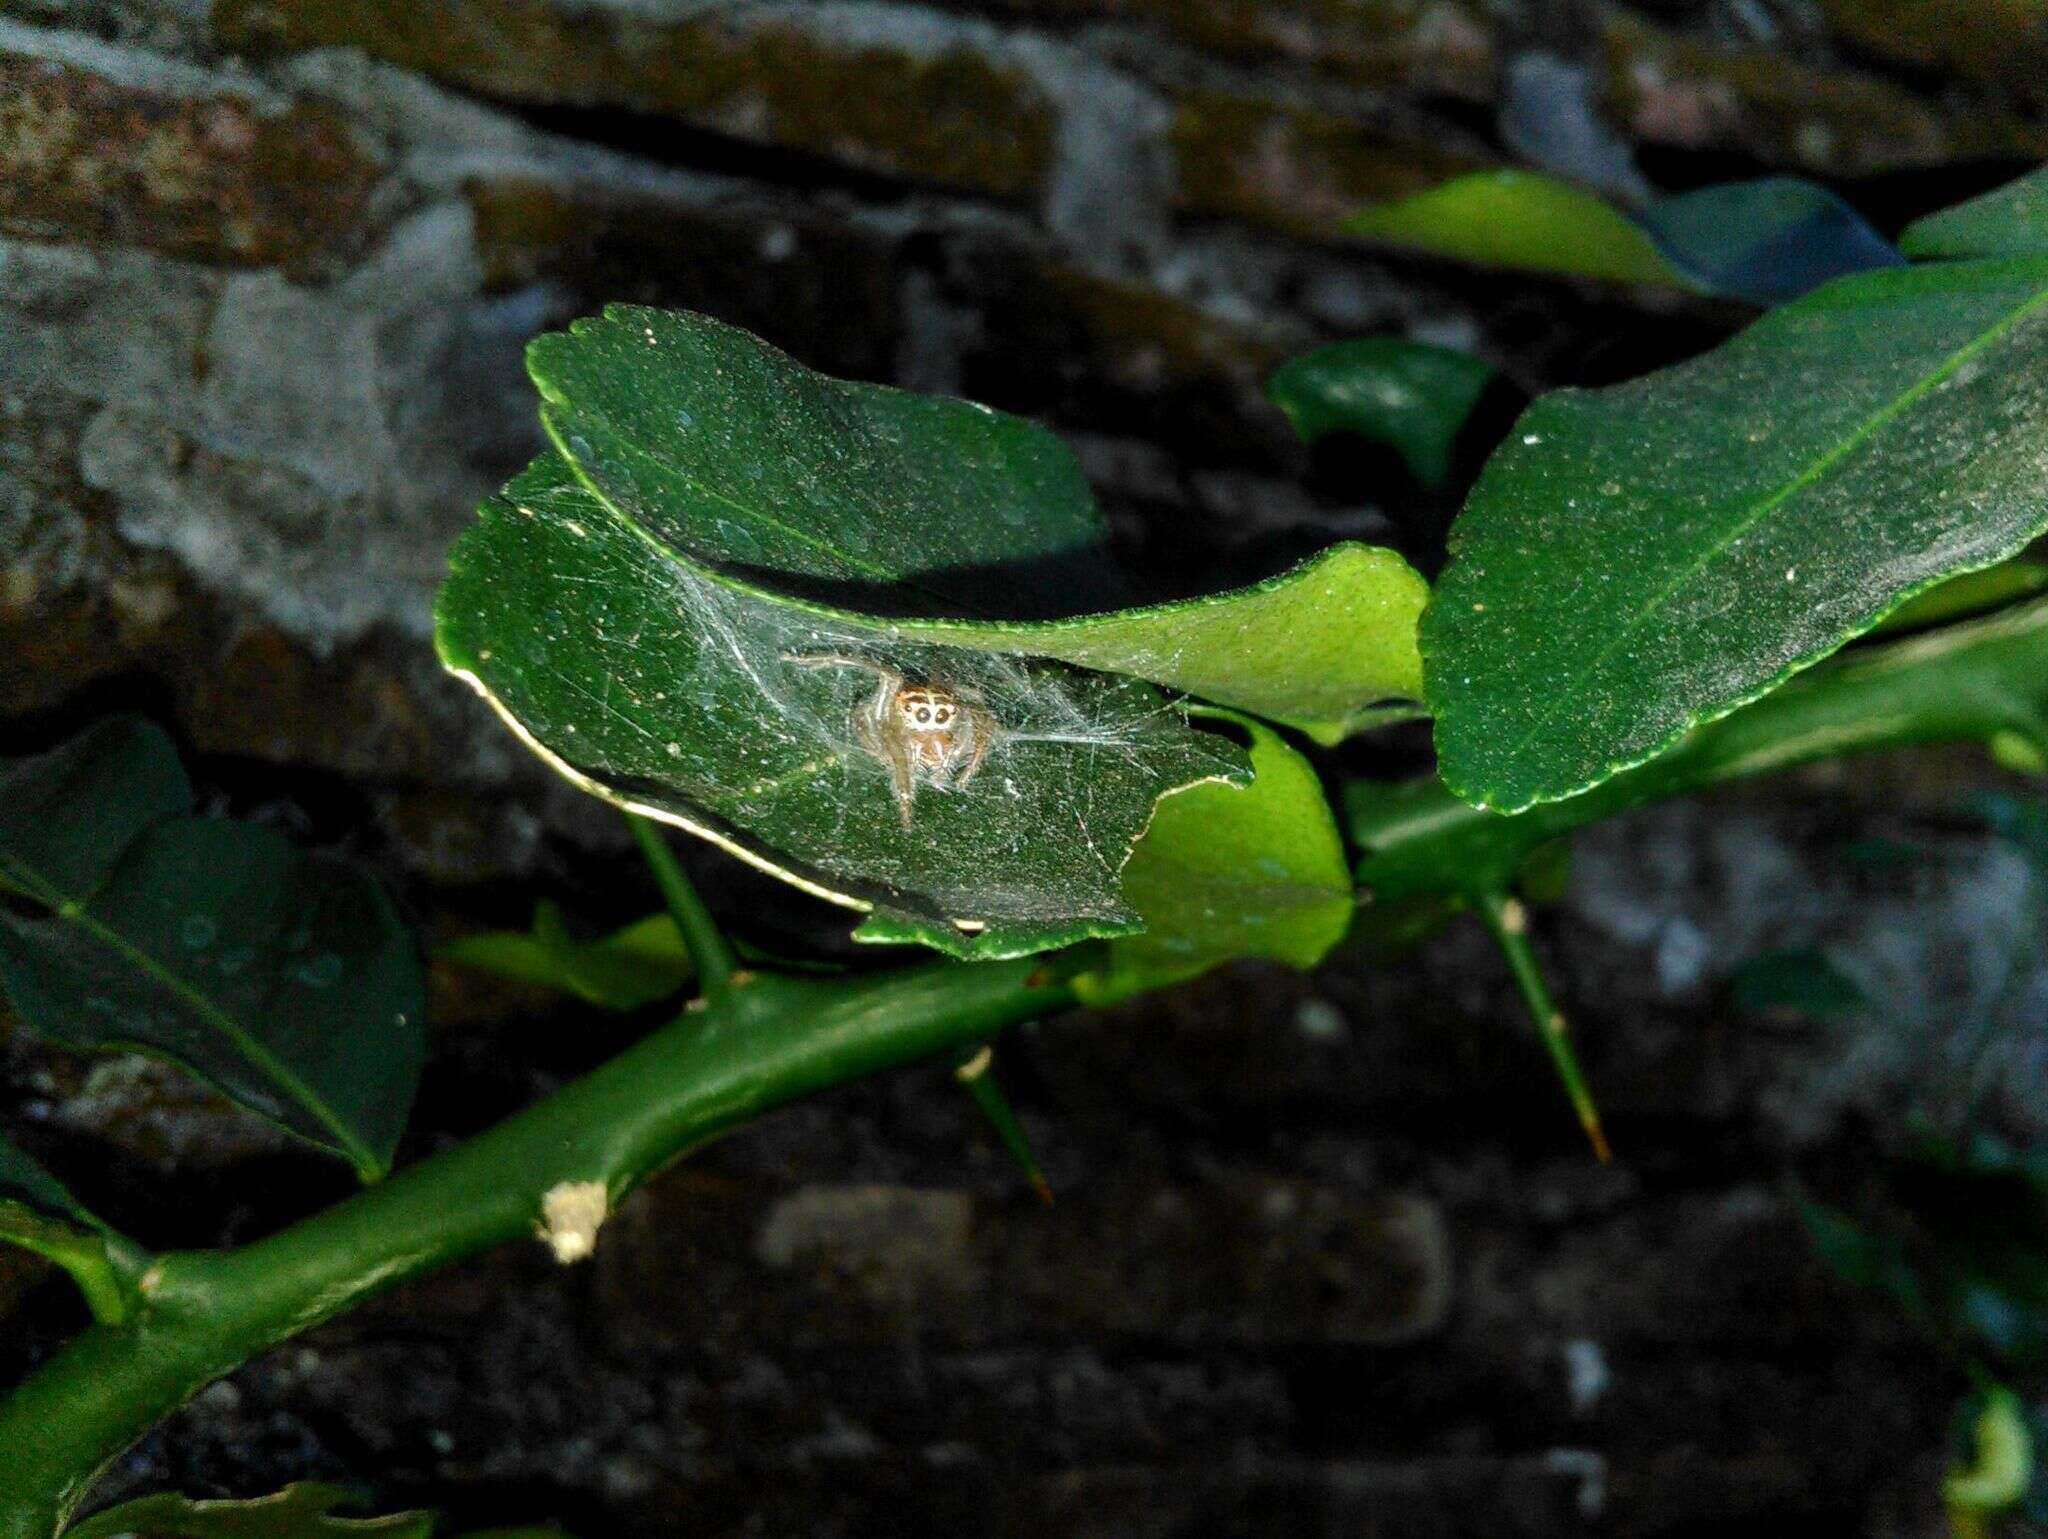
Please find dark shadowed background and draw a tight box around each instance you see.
[4,0,2048,1533]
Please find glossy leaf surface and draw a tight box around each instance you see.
[531,308,1427,730]
[438,459,1245,959]
[1903,166,2048,261]
[443,309,1429,953]
[1266,338,1495,489]
[530,306,1120,619]
[904,542,1425,740]
[1077,714,1352,1005]
[68,1485,432,1539]
[0,716,190,899]
[1426,258,2048,811]
[1345,170,1681,286]
[0,723,424,1178]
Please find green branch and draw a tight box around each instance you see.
[626,813,737,994]
[0,956,1079,1539]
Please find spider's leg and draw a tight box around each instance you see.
[854,709,917,829]
[885,745,917,829]
[953,712,995,789]
[782,652,902,690]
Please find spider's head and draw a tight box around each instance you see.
[896,687,960,734]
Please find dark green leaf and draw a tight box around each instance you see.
[1903,166,2048,262]
[1795,1196,1929,1320]
[1635,177,1902,306]
[440,901,693,1010]
[67,1485,433,1539]
[0,1128,100,1236]
[1872,560,2048,635]
[1077,713,1352,1005]
[0,816,425,1180]
[528,308,1427,734]
[1731,948,1870,1018]
[1267,339,1495,489]
[0,716,189,900]
[1345,170,1682,286]
[438,458,1245,959]
[529,305,1118,618]
[442,310,1426,953]
[0,1125,140,1323]
[1355,598,2048,902]
[1426,258,2048,812]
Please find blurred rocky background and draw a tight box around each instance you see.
[4,0,2048,1533]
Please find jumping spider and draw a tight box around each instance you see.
[783,653,1003,830]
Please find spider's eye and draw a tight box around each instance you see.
[914,706,931,724]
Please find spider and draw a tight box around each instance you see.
[782,653,1002,830]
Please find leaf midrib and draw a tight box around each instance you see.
[1490,278,2048,780]
[0,847,381,1178]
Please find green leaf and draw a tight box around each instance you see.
[1348,172,1900,306]
[1796,1197,1929,1320]
[438,458,1246,960]
[1946,1387,2035,1513]
[1355,597,2048,903]
[1634,177,1902,307]
[1731,948,1870,1018]
[529,305,1117,617]
[441,309,1426,954]
[0,751,426,1179]
[1426,258,2048,812]
[1872,560,2048,635]
[440,901,693,1010]
[0,1129,101,1235]
[1076,713,1352,1005]
[67,1485,433,1539]
[911,541,1425,742]
[1345,170,1683,287]
[0,1128,137,1322]
[1267,338,1495,490]
[0,716,191,899]
[529,307,1428,731]
[1903,166,2048,262]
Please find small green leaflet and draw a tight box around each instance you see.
[440,901,693,1010]
[1078,713,1353,1006]
[1267,338,1495,490]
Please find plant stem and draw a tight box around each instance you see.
[1474,892,1610,1162]
[627,812,737,994]
[0,956,1077,1539]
